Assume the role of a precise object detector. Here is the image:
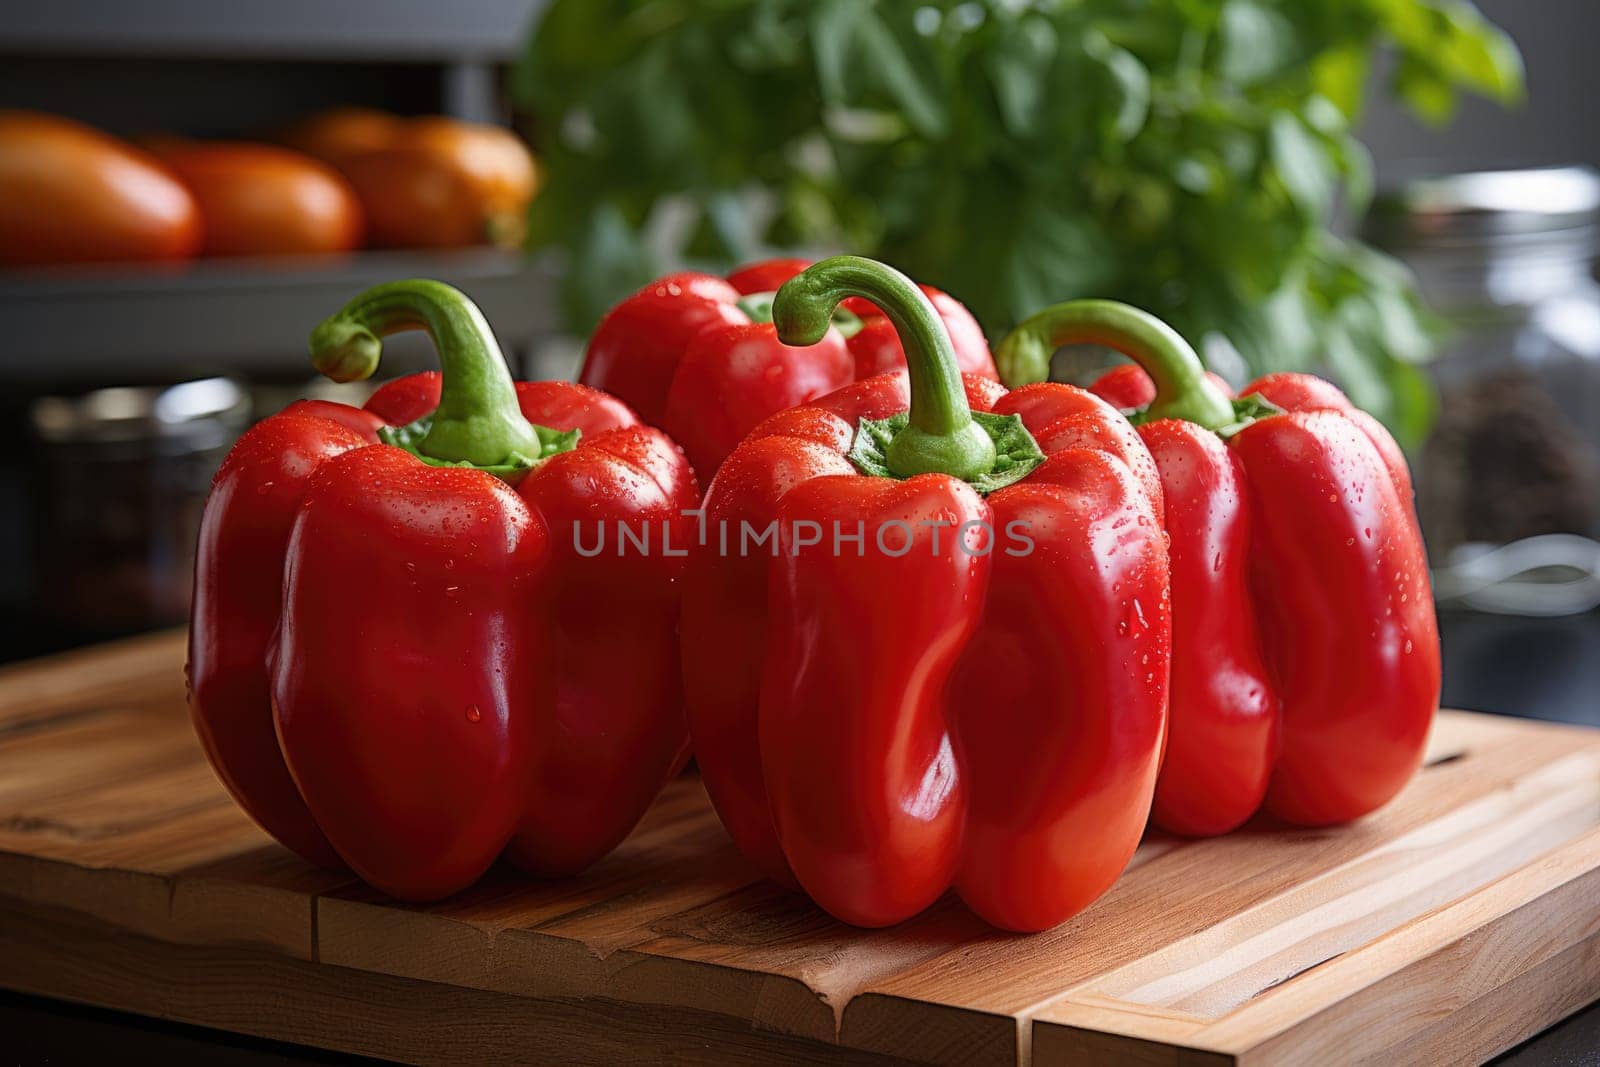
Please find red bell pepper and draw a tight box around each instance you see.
[681,258,1169,931]
[997,301,1440,835]
[1091,360,1236,411]
[188,279,697,899]
[578,259,997,480]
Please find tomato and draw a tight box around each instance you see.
[0,110,201,267]
[152,141,364,257]
[279,107,403,164]
[288,110,537,249]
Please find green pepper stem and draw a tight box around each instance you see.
[309,279,543,469]
[995,299,1236,430]
[773,256,995,481]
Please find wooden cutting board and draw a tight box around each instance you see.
[1,631,1597,1065]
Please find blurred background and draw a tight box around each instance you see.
[0,0,1596,727]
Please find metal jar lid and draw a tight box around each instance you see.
[29,377,250,448]
[1364,166,1600,249]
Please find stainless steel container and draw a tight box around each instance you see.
[27,378,250,633]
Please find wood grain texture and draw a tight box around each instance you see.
[0,631,1596,1065]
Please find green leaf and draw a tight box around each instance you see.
[986,16,1057,138]
[1084,31,1151,143]
[811,0,863,104]
[1393,55,1459,126]
[847,411,1045,495]
[1323,319,1391,423]
[1256,282,1319,372]
[1135,391,1283,437]
[1433,0,1526,102]
[967,411,1049,494]
[562,202,661,330]
[1338,136,1375,215]
[1168,154,1209,195]
[381,416,580,463]
[1311,44,1370,121]
[1217,393,1284,438]
[704,188,765,262]
[1216,0,1296,86]
[846,413,902,480]
[515,0,1523,444]
[1270,112,1336,219]
[1379,0,1525,124]
[1368,287,1435,365]
[857,10,947,138]
[997,199,1114,325]
[1384,359,1439,450]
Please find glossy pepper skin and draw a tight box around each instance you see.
[189,280,696,899]
[998,302,1440,836]
[682,258,1169,932]
[579,259,998,481]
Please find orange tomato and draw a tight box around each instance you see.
[0,110,201,267]
[152,141,364,257]
[288,109,537,249]
[279,107,403,164]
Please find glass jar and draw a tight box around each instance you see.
[1366,167,1600,617]
[27,378,250,635]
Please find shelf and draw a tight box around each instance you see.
[0,249,564,386]
[4,0,548,62]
